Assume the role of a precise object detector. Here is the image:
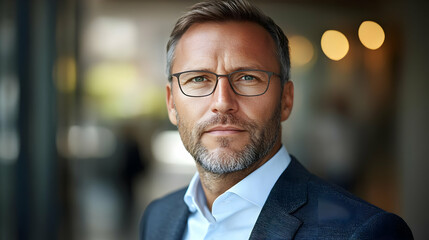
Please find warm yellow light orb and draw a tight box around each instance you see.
[289,35,315,67]
[358,21,385,50]
[321,30,349,61]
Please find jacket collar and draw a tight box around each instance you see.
[152,189,190,240]
[168,203,189,240]
[249,156,310,239]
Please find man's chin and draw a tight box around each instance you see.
[208,147,238,157]
[202,136,249,151]
[194,145,257,175]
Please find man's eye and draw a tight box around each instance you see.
[192,76,206,82]
[241,75,255,81]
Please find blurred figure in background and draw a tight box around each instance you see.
[118,124,147,236]
[139,0,413,239]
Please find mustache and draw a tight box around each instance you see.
[194,114,257,138]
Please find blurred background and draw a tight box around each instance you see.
[0,0,428,239]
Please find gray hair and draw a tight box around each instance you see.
[166,0,290,84]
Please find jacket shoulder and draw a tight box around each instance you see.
[303,172,413,239]
[351,211,414,239]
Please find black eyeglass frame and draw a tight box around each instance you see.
[169,69,281,97]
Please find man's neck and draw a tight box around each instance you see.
[197,144,281,212]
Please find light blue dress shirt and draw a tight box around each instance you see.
[183,145,291,240]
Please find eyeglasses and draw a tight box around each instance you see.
[170,69,281,97]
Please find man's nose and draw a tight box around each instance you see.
[210,76,238,114]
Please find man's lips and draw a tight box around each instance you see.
[204,125,246,136]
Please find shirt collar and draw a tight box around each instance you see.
[184,172,204,213]
[184,145,291,211]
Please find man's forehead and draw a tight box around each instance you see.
[173,21,279,72]
[180,21,274,46]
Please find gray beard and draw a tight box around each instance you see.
[176,106,281,175]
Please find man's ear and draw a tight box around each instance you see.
[281,81,294,121]
[166,84,178,126]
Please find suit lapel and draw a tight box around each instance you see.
[165,203,189,240]
[151,189,190,240]
[249,156,310,239]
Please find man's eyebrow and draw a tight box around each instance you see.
[184,66,268,73]
[194,67,215,72]
[176,67,213,72]
[232,66,266,71]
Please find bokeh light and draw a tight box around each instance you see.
[84,62,166,119]
[321,30,349,61]
[55,57,76,93]
[289,35,315,67]
[358,21,385,50]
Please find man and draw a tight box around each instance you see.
[140,0,413,239]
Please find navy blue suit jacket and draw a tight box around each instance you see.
[140,156,413,239]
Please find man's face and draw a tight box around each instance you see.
[166,21,293,174]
